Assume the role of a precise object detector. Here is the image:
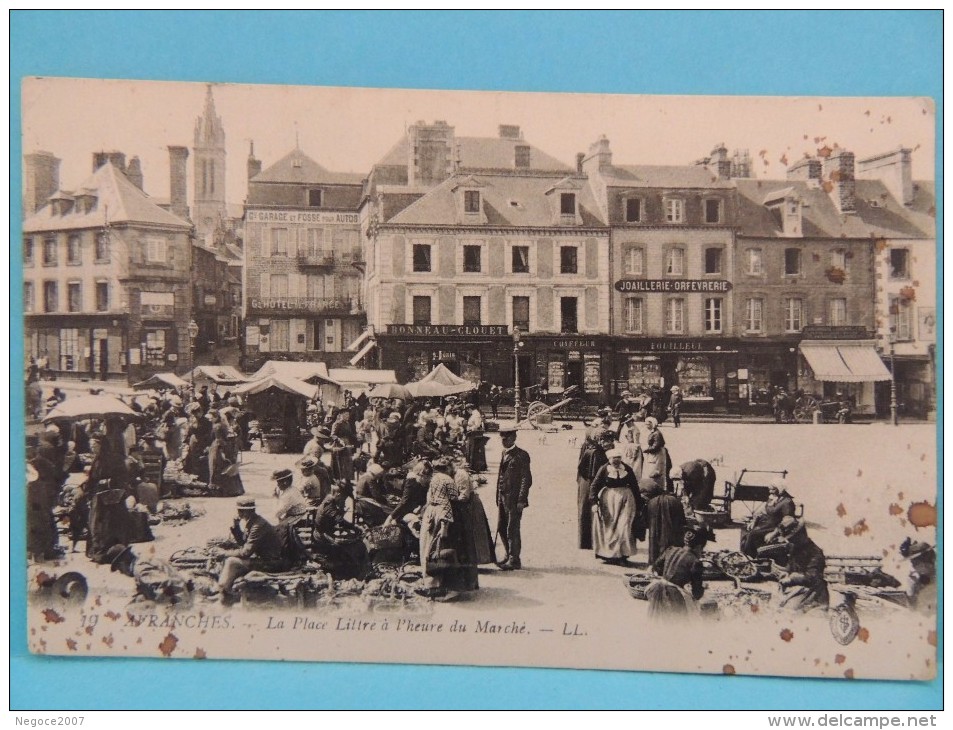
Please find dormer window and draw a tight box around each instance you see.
[560,193,576,216]
[664,198,684,223]
[308,189,323,207]
[464,190,481,214]
[452,176,488,224]
[704,198,722,224]
[625,198,642,223]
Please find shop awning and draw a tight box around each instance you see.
[799,341,892,383]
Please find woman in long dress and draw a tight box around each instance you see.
[419,459,469,595]
[451,456,494,568]
[639,417,671,490]
[616,415,643,476]
[464,406,488,473]
[589,448,642,564]
[645,524,712,619]
[207,427,244,497]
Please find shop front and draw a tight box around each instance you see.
[610,338,740,413]
[25,314,128,382]
[522,335,611,406]
[377,324,512,387]
[734,338,801,415]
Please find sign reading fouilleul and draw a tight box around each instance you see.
[614,279,732,293]
[387,324,509,336]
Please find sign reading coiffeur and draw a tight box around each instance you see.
[614,279,732,293]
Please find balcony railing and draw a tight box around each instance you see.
[247,296,355,315]
[296,252,336,267]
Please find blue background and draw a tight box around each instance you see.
[10,10,942,710]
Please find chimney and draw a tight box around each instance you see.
[576,153,585,174]
[731,149,752,178]
[822,148,856,213]
[583,135,612,174]
[247,140,262,180]
[498,124,522,140]
[93,151,126,173]
[857,147,913,206]
[126,156,144,190]
[787,156,822,181]
[22,150,61,216]
[168,145,190,221]
[709,143,731,179]
[407,120,455,186]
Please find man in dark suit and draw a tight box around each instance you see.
[216,497,284,597]
[495,424,533,571]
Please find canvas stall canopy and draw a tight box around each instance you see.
[132,372,188,391]
[328,367,398,397]
[405,363,476,397]
[185,365,248,387]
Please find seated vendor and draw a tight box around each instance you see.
[216,498,284,599]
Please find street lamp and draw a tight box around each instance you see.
[187,319,199,372]
[512,326,524,421]
[888,329,898,426]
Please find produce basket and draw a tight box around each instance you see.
[623,571,655,600]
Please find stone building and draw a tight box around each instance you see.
[23,149,193,382]
[363,122,611,395]
[584,138,740,410]
[192,85,227,243]
[242,146,365,370]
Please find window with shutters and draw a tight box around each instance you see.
[623,298,643,334]
[271,227,289,256]
[624,247,643,275]
[705,298,723,333]
[144,236,167,264]
[890,297,913,341]
[43,281,58,313]
[664,198,685,223]
[95,232,110,263]
[96,282,109,312]
[67,282,82,312]
[665,247,684,276]
[666,298,685,334]
[831,249,850,274]
[67,234,82,265]
[829,298,847,326]
[746,248,763,275]
[783,297,803,332]
[43,236,57,266]
[412,296,431,325]
[745,298,764,333]
[463,296,482,325]
[512,296,530,331]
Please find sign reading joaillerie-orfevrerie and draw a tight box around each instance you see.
[614,279,732,293]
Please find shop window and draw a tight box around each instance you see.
[308,189,323,208]
[463,296,482,326]
[678,356,711,398]
[784,248,801,276]
[271,228,289,256]
[890,297,914,341]
[412,296,431,325]
[43,236,57,266]
[24,282,34,313]
[704,199,722,224]
[560,193,576,216]
[889,248,910,279]
[512,296,530,331]
[96,282,109,312]
[829,298,847,326]
[745,298,764,333]
[625,198,642,223]
[67,282,82,313]
[95,232,110,263]
[664,198,684,223]
[464,191,481,214]
[59,328,79,371]
[412,244,432,272]
[623,297,643,334]
[511,245,530,273]
[704,248,722,274]
[67,234,82,265]
[665,248,684,276]
[43,281,58,313]
[783,297,803,333]
[746,248,763,275]
[705,298,723,333]
[665,298,684,334]
[463,245,482,273]
[24,237,34,266]
[560,246,578,274]
[560,297,578,333]
[627,357,660,394]
[270,319,290,351]
[624,247,643,275]
[144,330,166,366]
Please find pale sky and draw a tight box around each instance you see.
[21,77,936,209]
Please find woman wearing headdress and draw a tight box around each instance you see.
[589,447,642,564]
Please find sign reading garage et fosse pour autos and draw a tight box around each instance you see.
[614,279,733,293]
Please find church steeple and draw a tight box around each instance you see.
[192,83,227,241]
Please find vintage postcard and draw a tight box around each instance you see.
[21,78,937,680]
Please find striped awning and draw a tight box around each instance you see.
[799,341,892,383]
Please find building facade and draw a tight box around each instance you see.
[23,151,194,383]
[242,147,365,370]
[363,123,611,396]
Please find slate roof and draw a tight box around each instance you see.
[734,178,934,239]
[385,173,605,227]
[23,163,190,233]
[601,164,736,189]
[376,135,572,172]
[251,149,364,186]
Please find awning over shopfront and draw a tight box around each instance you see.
[799,341,892,383]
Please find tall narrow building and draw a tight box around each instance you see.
[193,84,227,241]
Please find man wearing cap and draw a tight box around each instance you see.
[217,497,284,597]
[771,516,829,613]
[495,424,533,571]
[299,456,333,507]
[303,425,332,462]
[273,469,307,522]
[375,412,406,469]
[741,480,796,557]
[355,462,389,505]
[106,543,192,606]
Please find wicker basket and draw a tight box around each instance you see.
[623,572,654,600]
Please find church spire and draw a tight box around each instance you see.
[192,83,227,241]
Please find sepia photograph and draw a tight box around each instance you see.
[10,10,941,713]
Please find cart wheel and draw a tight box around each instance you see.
[793,397,817,423]
[829,602,861,645]
[525,401,547,429]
